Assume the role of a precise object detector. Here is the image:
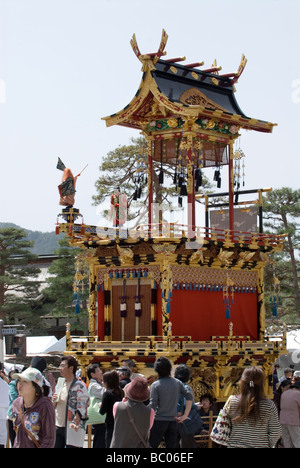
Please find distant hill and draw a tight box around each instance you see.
[0,222,64,255]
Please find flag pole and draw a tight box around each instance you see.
[78,164,88,176]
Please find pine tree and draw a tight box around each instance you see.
[0,227,41,325]
[92,136,211,226]
[42,236,88,333]
[263,187,300,323]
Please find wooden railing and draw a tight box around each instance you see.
[62,221,286,250]
[194,411,218,448]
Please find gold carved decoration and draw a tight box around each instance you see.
[180,88,226,112]
[116,245,134,265]
[130,29,168,72]
[160,258,173,336]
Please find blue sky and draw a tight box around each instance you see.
[0,0,299,232]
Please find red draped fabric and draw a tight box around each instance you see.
[157,289,258,341]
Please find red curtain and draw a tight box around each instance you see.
[157,289,258,341]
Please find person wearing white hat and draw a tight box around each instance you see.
[11,367,55,448]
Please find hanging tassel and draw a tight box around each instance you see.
[120,302,127,318]
[75,301,81,314]
[178,197,183,207]
[135,302,142,317]
[225,307,231,319]
[272,304,278,317]
[134,277,142,317]
[120,279,127,317]
[217,175,222,188]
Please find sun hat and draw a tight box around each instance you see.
[124,376,150,402]
[12,367,45,388]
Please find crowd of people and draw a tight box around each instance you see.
[0,356,299,449]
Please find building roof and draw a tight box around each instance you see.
[103,30,276,135]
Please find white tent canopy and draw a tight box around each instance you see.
[287,330,300,351]
[43,336,66,354]
[26,336,58,355]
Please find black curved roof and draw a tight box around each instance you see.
[153,59,248,117]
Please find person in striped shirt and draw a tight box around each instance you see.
[226,366,282,448]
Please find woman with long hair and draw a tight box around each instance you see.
[226,366,281,448]
[100,370,124,448]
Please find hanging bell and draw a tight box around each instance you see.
[214,169,220,182]
[180,184,188,196]
[197,169,202,186]
[195,168,202,191]
[159,167,164,184]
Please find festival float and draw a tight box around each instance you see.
[56,30,287,401]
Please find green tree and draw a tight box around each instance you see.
[263,187,300,323]
[43,236,89,332]
[92,136,211,226]
[0,227,41,325]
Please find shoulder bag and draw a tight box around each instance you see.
[126,404,150,448]
[19,404,40,448]
[87,396,106,425]
[210,395,233,446]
